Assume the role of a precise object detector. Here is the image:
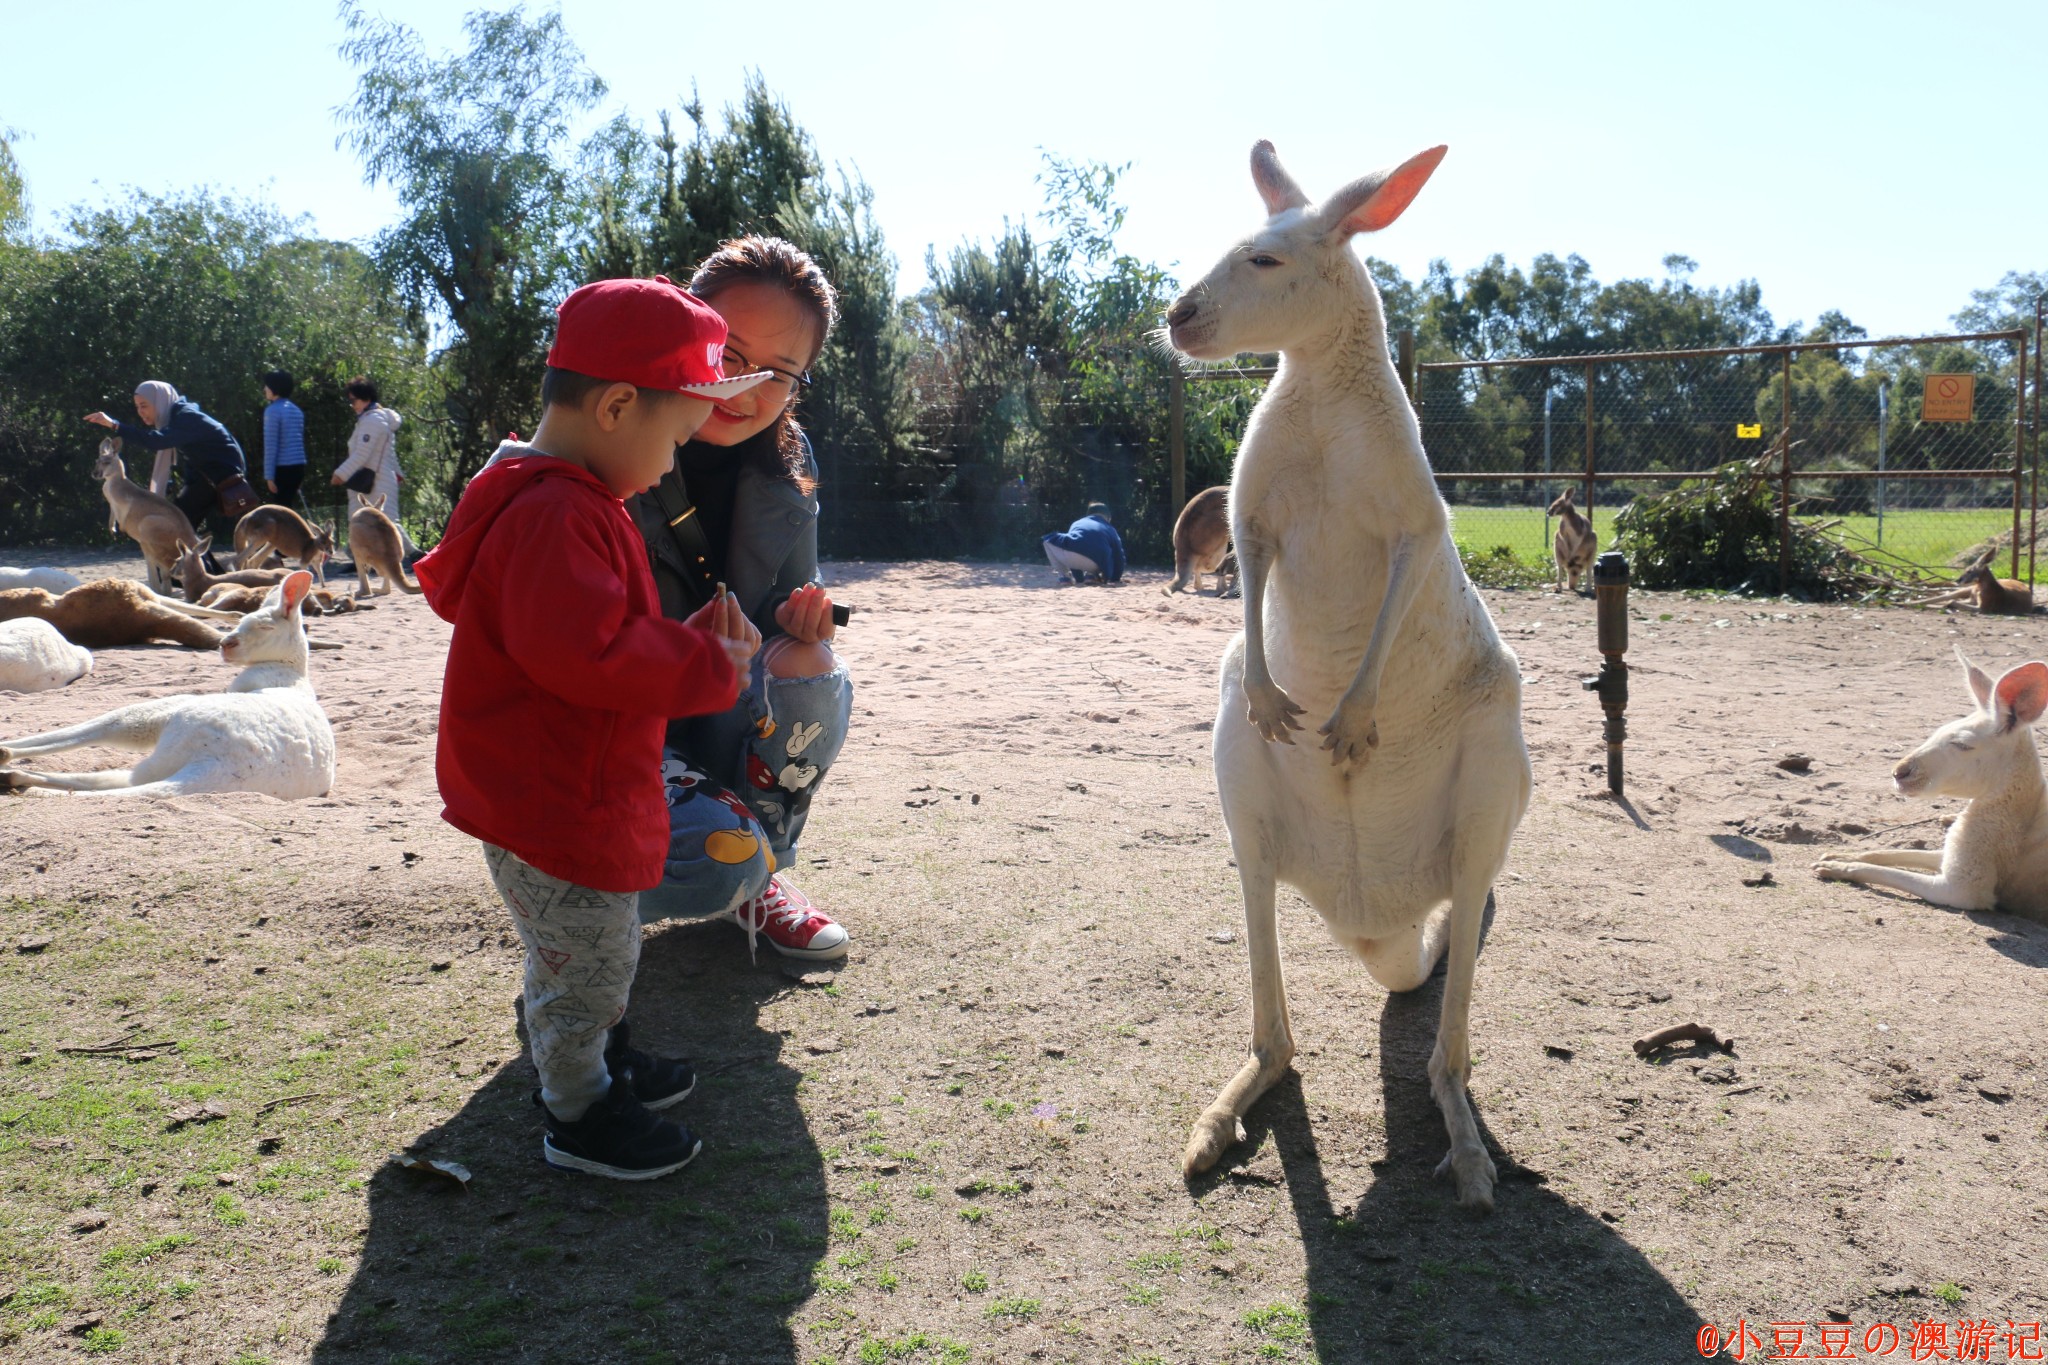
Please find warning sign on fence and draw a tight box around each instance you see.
[1923,374,1975,422]
[1736,423,1761,439]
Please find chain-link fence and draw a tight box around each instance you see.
[1167,330,2037,589]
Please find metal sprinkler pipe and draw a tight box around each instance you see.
[1579,551,1630,796]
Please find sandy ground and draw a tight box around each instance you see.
[2,544,2045,1364]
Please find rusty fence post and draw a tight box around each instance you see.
[2034,294,2044,589]
[1583,360,1596,520]
[1169,364,1186,529]
[1397,328,1417,406]
[1778,348,1793,592]
[2017,332,2030,583]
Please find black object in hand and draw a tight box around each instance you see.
[831,603,852,628]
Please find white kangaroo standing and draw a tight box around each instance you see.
[1166,143,1531,1211]
[0,571,336,799]
[1814,651,2048,917]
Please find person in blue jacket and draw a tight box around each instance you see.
[1042,502,1126,585]
[85,380,249,542]
[260,369,308,505]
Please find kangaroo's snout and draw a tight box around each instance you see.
[1892,755,1922,793]
[1166,298,1199,328]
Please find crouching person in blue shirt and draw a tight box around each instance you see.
[1042,502,1126,585]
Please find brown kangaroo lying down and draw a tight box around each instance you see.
[1918,563,2036,616]
[0,580,235,649]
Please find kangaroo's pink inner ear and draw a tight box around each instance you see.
[1332,144,1448,236]
[1994,662,2048,730]
[282,570,313,612]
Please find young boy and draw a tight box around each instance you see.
[417,276,775,1180]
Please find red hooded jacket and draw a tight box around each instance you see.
[417,453,738,892]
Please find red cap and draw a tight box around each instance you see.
[545,275,774,401]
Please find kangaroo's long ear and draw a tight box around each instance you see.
[1957,645,1995,711]
[1251,141,1309,216]
[1315,145,1448,239]
[1993,661,2048,732]
[281,570,314,616]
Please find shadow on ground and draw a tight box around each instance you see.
[1217,972,1706,1363]
[310,920,824,1364]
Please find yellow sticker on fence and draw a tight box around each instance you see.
[1923,373,1975,422]
[1735,423,1761,439]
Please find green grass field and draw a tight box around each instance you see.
[1445,504,2030,581]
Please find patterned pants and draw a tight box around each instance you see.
[483,843,640,1120]
[637,649,854,923]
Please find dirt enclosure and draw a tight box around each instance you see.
[2,546,2045,1365]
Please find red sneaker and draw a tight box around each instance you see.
[729,876,850,962]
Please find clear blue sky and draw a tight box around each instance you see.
[6,0,2041,340]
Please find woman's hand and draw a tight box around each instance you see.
[83,412,117,429]
[774,582,837,644]
[329,474,344,487]
[266,479,278,494]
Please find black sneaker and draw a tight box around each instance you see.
[604,1019,696,1111]
[538,1082,701,1181]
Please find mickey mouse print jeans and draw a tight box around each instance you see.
[637,645,854,923]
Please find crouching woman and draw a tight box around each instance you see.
[630,237,855,962]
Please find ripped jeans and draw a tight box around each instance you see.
[637,646,853,923]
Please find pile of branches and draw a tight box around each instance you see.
[1611,441,1921,601]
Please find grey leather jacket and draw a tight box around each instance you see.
[627,431,821,641]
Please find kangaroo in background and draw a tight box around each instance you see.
[94,439,198,594]
[1165,141,1529,1211]
[1917,561,2036,616]
[348,505,421,597]
[1549,488,1596,594]
[1164,486,1235,597]
[235,505,333,583]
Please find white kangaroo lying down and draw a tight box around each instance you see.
[0,618,93,692]
[0,570,336,800]
[1166,142,1530,1211]
[1815,651,2048,918]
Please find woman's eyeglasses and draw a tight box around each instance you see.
[721,345,809,393]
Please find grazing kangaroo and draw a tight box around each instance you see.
[1165,142,1530,1211]
[0,571,337,800]
[348,505,421,597]
[94,439,199,594]
[0,579,238,650]
[234,505,332,583]
[1164,486,1236,597]
[1815,651,2048,917]
[1549,488,1596,593]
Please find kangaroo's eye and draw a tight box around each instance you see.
[1950,740,1973,751]
[1249,254,1281,268]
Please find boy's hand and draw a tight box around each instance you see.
[685,588,760,680]
[774,583,836,644]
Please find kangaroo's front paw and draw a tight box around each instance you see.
[1182,1109,1246,1177]
[1433,1145,1497,1212]
[0,767,33,792]
[1813,859,1859,882]
[1318,699,1379,766]
[1244,682,1304,744]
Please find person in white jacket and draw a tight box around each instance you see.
[331,377,418,554]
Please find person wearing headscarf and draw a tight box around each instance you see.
[85,382,249,541]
